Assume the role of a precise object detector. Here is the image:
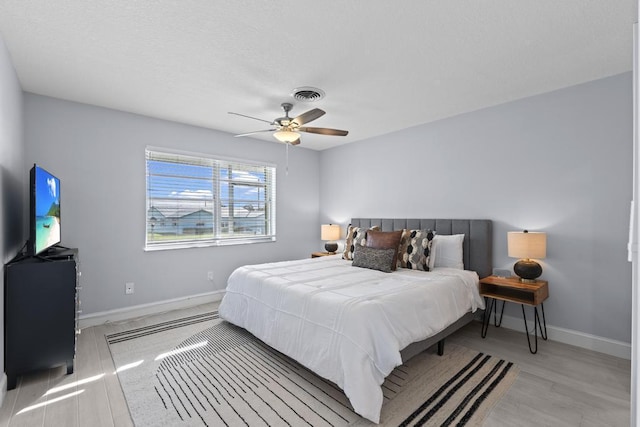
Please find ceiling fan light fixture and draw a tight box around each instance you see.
[230,102,348,147]
[273,130,300,143]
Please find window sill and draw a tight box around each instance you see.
[144,236,276,252]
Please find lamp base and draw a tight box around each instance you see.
[324,242,338,254]
[513,259,542,283]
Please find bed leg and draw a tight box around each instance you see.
[437,339,445,356]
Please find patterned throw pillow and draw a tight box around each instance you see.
[342,225,381,260]
[397,229,435,271]
[352,246,396,273]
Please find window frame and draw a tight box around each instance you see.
[145,146,276,251]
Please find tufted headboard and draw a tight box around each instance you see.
[350,218,493,279]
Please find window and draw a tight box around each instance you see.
[145,147,276,250]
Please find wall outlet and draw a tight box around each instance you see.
[207,271,214,281]
[125,282,135,294]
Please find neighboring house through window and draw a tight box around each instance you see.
[145,147,276,250]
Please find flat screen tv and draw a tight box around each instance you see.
[29,164,61,256]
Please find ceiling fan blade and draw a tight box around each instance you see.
[234,129,276,137]
[228,111,274,125]
[290,138,301,146]
[299,126,348,136]
[292,108,325,126]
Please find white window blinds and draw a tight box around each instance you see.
[145,147,276,250]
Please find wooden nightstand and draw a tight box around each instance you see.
[479,275,549,354]
[311,252,335,258]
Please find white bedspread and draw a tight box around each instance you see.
[218,255,484,423]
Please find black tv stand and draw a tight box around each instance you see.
[4,248,80,389]
[8,243,75,264]
[43,246,75,260]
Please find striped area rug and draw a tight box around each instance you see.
[106,310,518,426]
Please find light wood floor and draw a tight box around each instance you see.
[0,304,630,427]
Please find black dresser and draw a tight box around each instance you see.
[4,248,79,389]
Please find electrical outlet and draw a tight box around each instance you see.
[125,282,135,294]
[207,271,214,281]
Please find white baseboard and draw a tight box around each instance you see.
[78,291,224,329]
[0,373,6,409]
[498,313,631,360]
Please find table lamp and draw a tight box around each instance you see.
[507,230,547,283]
[321,224,341,253]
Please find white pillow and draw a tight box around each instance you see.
[429,234,465,270]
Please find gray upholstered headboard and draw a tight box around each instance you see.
[350,218,493,279]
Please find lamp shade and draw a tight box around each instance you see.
[273,130,300,143]
[508,231,546,259]
[321,224,341,241]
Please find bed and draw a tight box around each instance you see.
[218,218,492,423]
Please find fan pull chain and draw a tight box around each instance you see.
[285,142,289,176]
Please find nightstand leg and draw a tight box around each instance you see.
[481,297,506,338]
[481,297,494,338]
[536,303,548,340]
[522,305,546,354]
[494,299,506,327]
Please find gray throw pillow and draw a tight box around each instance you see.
[352,246,396,273]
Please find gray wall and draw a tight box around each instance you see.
[0,34,25,389]
[320,73,633,343]
[24,95,320,315]
[22,71,633,344]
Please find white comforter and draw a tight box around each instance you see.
[218,255,484,423]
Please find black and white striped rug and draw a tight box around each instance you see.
[106,310,518,426]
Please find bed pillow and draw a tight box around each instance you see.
[342,225,380,260]
[397,229,435,271]
[352,246,396,273]
[429,234,465,270]
[366,230,403,271]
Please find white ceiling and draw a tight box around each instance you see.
[0,1,636,150]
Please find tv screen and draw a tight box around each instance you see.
[30,164,61,255]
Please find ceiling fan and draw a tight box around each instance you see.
[228,103,348,146]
